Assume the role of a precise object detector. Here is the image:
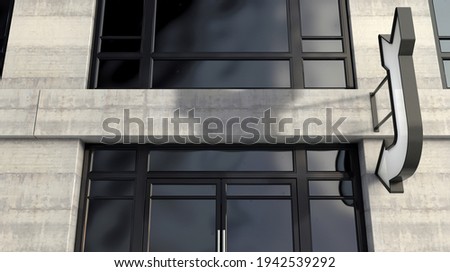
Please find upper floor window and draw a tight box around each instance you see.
[89,0,355,89]
[430,0,450,88]
[0,0,14,77]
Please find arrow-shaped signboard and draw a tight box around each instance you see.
[375,8,423,193]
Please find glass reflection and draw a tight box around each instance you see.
[89,180,135,197]
[310,200,358,252]
[302,40,343,52]
[152,60,291,88]
[309,180,352,197]
[91,150,136,172]
[227,199,293,252]
[151,184,216,196]
[84,200,133,252]
[149,199,216,252]
[149,150,293,171]
[227,185,291,196]
[303,60,346,88]
[433,0,450,36]
[102,0,143,36]
[440,40,450,52]
[444,61,450,88]
[155,0,289,52]
[300,0,342,36]
[307,150,350,172]
[97,60,140,89]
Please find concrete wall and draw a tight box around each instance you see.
[0,139,84,251]
[0,0,449,251]
[0,0,96,89]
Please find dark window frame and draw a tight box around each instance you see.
[429,0,450,88]
[75,144,367,252]
[0,0,14,77]
[88,0,356,89]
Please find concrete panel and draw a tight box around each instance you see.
[360,139,450,251]
[0,139,84,251]
[0,89,39,136]
[13,0,95,17]
[1,0,96,89]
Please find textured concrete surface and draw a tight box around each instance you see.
[0,140,84,251]
[360,139,450,251]
[0,0,96,89]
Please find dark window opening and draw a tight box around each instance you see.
[76,145,367,252]
[89,0,355,89]
[0,0,14,77]
[430,0,450,88]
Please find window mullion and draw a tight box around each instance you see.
[288,0,304,89]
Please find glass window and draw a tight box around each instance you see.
[149,199,216,252]
[102,0,143,36]
[303,60,346,88]
[84,200,133,252]
[307,150,350,172]
[227,184,291,196]
[90,0,355,88]
[227,199,294,252]
[300,0,342,36]
[78,146,366,252]
[152,60,291,88]
[0,0,14,77]
[149,150,294,171]
[89,180,135,197]
[151,184,216,196]
[91,150,136,172]
[440,40,450,53]
[444,60,450,87]
[431,0,450,88]
[97,60,141,89]
[155,0,289,52]
[302,40,343,52]
[309,180,353,197]
[310,200,358,252]
[432,0,450,37]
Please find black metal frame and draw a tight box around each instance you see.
[429,0,450,88]
[88,0,356,89]
[0,0,14,77]
[75,144,367,252]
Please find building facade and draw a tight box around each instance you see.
[0,0,449,251]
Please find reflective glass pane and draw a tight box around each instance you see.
[103,0,143,36]
[433,0,450,36]
[101,39,141,52]
[227,185,291,196]
[152,60,291,88]
[91,150,136,172]
[303,60,346,88]
[440,40,450,52]
[302,40,343,52]
[89,180,135,197]
[84,200,133,252]
[309,180,353,197]
[155,0,289,52]
[151,184,216,196]
[97,60,140,88]
[149,150,293,171]
[307,150,350,172]
[149,200,216,252]
[0,0,13,34]
[227,199,293,252]
[310,200,358,252]
[300,0,342,36]
[445,60,450,88]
